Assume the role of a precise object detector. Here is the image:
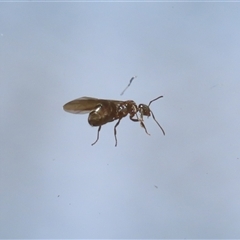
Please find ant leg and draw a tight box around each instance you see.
[129,113,140,122]
[140,121,150,136]
[114,119,121,147]
[91,125,102,146]
[130,117,138,122]
[130,115,150,135]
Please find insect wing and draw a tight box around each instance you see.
[63,97,102,114]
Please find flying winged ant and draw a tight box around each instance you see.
[63,77,165,146]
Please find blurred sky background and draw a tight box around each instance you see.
[1,2,240,239]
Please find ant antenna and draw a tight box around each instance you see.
[120,76,137,96]
[148,96,165,135]
[148,96,163,107]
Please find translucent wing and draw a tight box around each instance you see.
[63,96,123,114]
[63,97,101,114]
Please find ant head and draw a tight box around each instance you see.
[138,104,151,117]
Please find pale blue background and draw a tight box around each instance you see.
[1,2,240,238]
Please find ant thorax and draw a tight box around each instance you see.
[116,102,130,118]
[126,101,138,117]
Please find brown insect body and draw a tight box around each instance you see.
[63,96,165,146]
